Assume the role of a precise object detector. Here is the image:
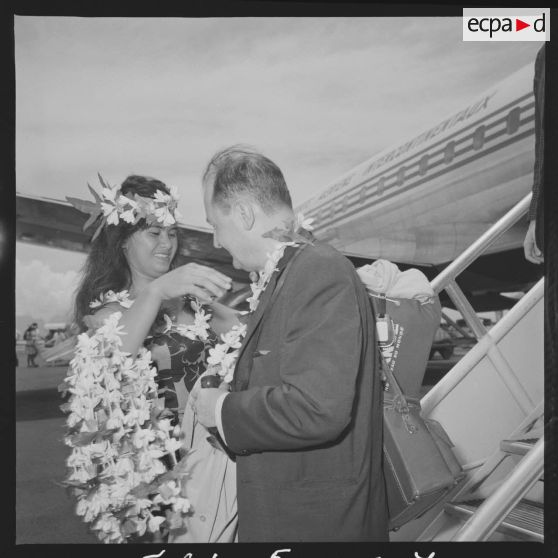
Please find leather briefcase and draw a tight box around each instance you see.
[382,384,464,530]
[372,295,464,530]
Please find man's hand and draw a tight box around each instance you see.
[191,387,224,429]
[190,367,228,399]
[524,220,543,264]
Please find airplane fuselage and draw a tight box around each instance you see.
[296,63,536,267]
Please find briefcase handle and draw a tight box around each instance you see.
[374,294,404,397]
[380,354,410,410]
[380,354,419,436]
[374,294,418,431]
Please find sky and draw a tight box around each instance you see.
[14,16,542,322]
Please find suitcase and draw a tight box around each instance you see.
[372,294,464,530]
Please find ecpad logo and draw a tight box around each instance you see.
[463,9,550,41]
[468,14,545,38]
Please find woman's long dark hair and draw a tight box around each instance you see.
[73,175,180,331]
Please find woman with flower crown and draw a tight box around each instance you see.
[61,174,239,543]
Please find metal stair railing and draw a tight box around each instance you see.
[428,192,536,415]
[418,192,544,541]
[450,437,544,541]
[416,401,544,542]
[430,192,532,295]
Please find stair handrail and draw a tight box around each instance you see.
[426,192,538,413]
[420,194,544,543]
[450,436,544,541]
[431,193,532,295]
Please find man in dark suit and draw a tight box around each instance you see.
[193,145,388,542]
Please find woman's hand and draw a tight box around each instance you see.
[150,263,232,303]
[87,264,231,358]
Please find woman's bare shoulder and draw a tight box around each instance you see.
[83,302,127,331]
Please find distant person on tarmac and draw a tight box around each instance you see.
[23,323,40,367]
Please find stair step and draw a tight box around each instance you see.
[501,438,538,456]
[445,499,543,542]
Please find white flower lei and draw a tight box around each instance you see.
[206,243,287,383]
[60,309,191,543]
[89,289,134,310]
[161,299,212,342]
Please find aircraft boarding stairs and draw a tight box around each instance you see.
[390,192,544,543]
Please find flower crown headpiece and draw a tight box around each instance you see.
[67,174,181,241]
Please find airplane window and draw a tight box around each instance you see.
[397,167,405,186]
[419,154,429,176]
[377,177,385,196]
[506,107,521,134]
[444,141,455,164]
[473,126,485,150]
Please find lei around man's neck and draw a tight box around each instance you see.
[262,212,315,248]
[244,213,315,313]
[203,213,316,384]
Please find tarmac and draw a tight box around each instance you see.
[16,364,99,544]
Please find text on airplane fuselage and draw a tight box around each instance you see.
[316,90,497,202]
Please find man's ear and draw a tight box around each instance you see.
[234,199,255,231]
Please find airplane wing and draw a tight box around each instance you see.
[16,191,541,314]
[16,192,250,284]
[41,336,76,365]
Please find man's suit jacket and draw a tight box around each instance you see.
[221,242,388,542]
